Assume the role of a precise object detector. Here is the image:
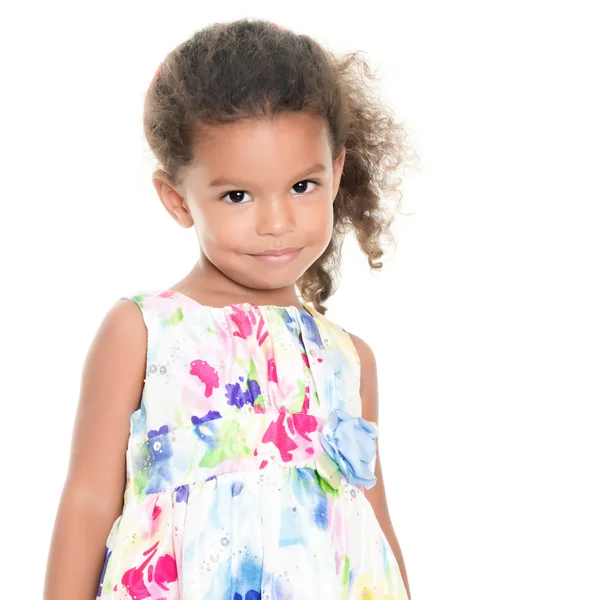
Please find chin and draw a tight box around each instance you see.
[245,272,304,290]
[236,261,311,290]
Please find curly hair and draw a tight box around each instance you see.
[143,18,414,314]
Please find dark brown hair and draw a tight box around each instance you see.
[144,18,414,314]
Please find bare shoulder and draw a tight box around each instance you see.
[85,299,147,387]
[347,332,377,371]
[347,332,379,423]
[98,297,147,340]
[64,298,147,515]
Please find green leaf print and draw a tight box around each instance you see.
[315,470,341,497]
[247,358,265,409]
[131,293,148,307]
[198,419,253,468]
[165,306,184,326]
[339,554,351,588]
[133,445,151,495]
[287,378,307,412]
[253,392,266,411]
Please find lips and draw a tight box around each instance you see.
[251,247,302,257]
[249,247,303,264]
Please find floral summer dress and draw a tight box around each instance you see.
[97,289,408,599]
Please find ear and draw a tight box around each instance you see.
[151,169,194,228]
[332,147,346,201]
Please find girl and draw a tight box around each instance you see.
[44,18,412,600]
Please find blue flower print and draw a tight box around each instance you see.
[316,409,379,489]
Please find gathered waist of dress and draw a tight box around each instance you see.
[124,409,329,500]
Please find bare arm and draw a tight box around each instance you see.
[349,332,412,600]
[44,299,147,600]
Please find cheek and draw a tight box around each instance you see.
[302,200,334,236]
[199,212,248,247]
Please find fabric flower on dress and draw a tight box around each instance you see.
[316,409,379,490]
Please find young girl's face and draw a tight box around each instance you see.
[154,111,345,295]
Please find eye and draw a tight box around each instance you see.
[292,180,318,195]
[220,180,318,204]
[221,190,251,204]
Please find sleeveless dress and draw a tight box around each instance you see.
[97,289,408,600]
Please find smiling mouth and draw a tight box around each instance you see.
[248,247,303,264]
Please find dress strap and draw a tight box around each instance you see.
[118,291,154,332]
[120,289,186,329]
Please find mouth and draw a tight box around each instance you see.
[248,247,303,264]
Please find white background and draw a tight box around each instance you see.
[1,1,599,598]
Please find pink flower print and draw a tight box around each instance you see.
[150,502,162,538]
[267,357,279,382]
[190,359,219,397]
[230,305,255,339]
[122,562,152,599]
[256,311,268,346]
[263,410,297,462]
[150,553,178,591]
[121,541,178,598]
[288,410,318,442]
[229,306,269,345]
[262,408,318,462]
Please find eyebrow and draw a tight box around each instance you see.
[208,162,327,188]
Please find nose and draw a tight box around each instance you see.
[255,195,296,236]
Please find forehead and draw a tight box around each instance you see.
[190,112,332,180]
